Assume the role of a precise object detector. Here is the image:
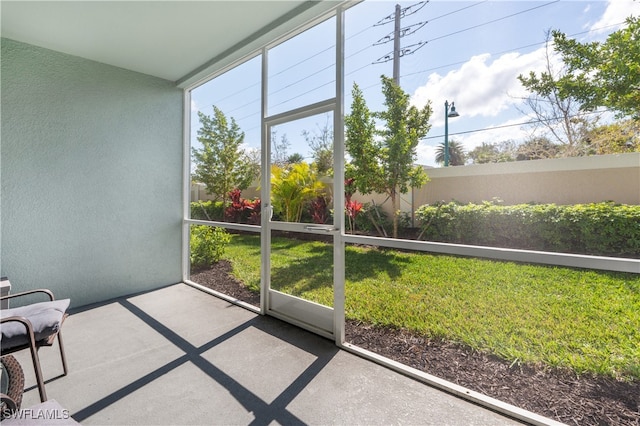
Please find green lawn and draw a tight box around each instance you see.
[223,233,640,381]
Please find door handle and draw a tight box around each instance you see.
[305,225,336,232]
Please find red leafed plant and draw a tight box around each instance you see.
[345,178,363,233]
[225,189,261,224]
[246,198,261,225]
[309,196,329,224]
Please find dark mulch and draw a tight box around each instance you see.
[190,263,640,426]
[190,260,261,307]
[346,321,640,426]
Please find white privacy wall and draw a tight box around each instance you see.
[1,39,183,307]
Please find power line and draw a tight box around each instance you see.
[374,1,428,26]
[227,62,334,116]
[351,1,488,70]
[431,0,560,44]
[202,12,384,116]
[211,25,373,108]
[372,1,434,84]
[207,1,559,114]
[372,0,490,69]
[422,110,607,141]
[374,21,428,46]
[427,0,488,22]
[199,5,623,138]
[363,20,626,91]
[374,41,429,64]
[241,11,621,133]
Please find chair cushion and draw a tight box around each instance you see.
[0,299,70,351]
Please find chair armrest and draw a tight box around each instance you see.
[1,306,67,352]
[1,315,36,338]
[1,315,36,335]
[0,289,55,302]
[1,315,38,352]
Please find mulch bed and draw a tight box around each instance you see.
[190,262,640,426]
[191,260,261,306]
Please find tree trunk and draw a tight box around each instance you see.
[391,189,399,239]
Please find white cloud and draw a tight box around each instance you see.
[410,44,566,166]
[411,48,551,128]
[409,0,639,168]
[589,0,640,33]
[416,142,439,168]
[410,0,639,134]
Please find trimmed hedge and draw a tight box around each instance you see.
[415,201,640,258]
[191,200,224,221]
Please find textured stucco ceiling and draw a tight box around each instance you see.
[1,1,341,84]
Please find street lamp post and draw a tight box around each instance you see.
[444,100,460,167]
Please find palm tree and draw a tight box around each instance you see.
[435,140,466,166]
[286,153,305,164]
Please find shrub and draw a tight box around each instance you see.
[345,179,364,233]
[224,189,261,224]
[563,202,640,256]
[271,163,325,222]
[310,195,330,224]
[415,201,640,257]
[191,200,224,221]
[353,202,392,236]
[190,226,231,268]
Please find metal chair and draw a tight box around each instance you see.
[1,354,25,418]
[1,288,69,402]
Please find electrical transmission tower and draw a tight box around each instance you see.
[373,1,428,85]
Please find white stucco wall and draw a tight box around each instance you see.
[1,38,183,307]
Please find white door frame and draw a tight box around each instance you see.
[259,9,345,341]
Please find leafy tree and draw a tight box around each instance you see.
[345,76,431,238]
[468,140,518,164]
[468,142,498,164]
[192,106,257,219]
[518,31,596,155]
[553,16,640,119]
[345,83,378,192]
[244,147,262,184]
[515,136,559,161]
[302,115,334,175]
[271,129,291,167]
[287,153,305,164]
[584,119,640,154]
[435,140,466,166]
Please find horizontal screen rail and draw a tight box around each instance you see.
[342,234,639,274]
[185,219,260,234]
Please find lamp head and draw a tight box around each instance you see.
[447,102,460,118]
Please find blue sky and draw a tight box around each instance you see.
[191,0,639,167]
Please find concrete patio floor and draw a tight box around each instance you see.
[13,283,525,425]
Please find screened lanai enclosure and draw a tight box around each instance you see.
[183,3,638,424]
[3,1,639,425]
